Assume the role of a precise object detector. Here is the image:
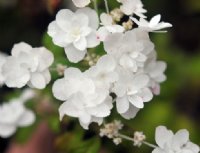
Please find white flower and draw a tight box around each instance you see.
[53,68,95,102]
[118,0,147,18]
[2,42,54,89]
[72,0,90,8]
[85,55,118,89]
[53,68,113,129]
[144,60,167,95]
[114,71,153,112]
[153,126,200,153]
[97,13,124,41]
[0,52,7,86]
[48,8,100,63]
[104,29,154,72]
[0,99,35,138]
[131,14,172,32]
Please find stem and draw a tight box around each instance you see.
[118,133,157,149]
[104,0,109,13]
[143,141,157,148]
[118,133,134,141]
[92,0,98,14]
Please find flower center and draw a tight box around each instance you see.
[71,27,81,39]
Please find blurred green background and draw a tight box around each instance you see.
[0,0,200,153]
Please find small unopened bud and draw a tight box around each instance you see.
[85,53,100,66]
[113,137,122,145]
[133,131,146,147]
[123,19,133,31]
[110,8,124,22]
[99,120,124,139]
[56,64,66,76]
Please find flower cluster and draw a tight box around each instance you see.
[0,1,199,151]
[0,89,35,138]
[50,0,171,129]
[53,65,114,129]
[153,126,200,153]
[0,0,171,131]
[1,42,54,89]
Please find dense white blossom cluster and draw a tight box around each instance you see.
[1,42,54,89]
[49,0,171,129]
[0,89,35,138]
[153,126,200,153]
[0,0,199,151]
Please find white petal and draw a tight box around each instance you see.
[149,61,167,78]
[11,42,32,57]
[79,117,91,130]
[48,22,72,46]
[52,32,72,47]
[97,55,116,72]
[59,100,80,120]
[119,54,134,69]
[81,27,92,36]
[42,69,51,84]
[113,82,127,97]
[73,13,89,27]
[76,7,99,30]
[185,142,200,153]
[97,27,110,41]
[86,31,100,48]
[33,47,54,71]
[172,129,189,150]
[116,96,129,114]
[64,45,86,63]
[73,37,87,51]
[29,72,46,89]
[100,13,113,26]
[0,124,16,138]
[2,57,30,88]
[18,110,35,127]
[128,95,144,108]
[152,148,165,153]
[155,126,174,148]
[149,14,161,27]
[47,21,58,37]
[87,103,111,118]
[64,67,82,78]
[139,88,153,102]
[103,33,123,54]
[72,0,90,7]
[121,105,140,119]
[91,117,103,126]
[79,112,91,129]
[132,74,149,89]
[52,78,71,101]
[56,9,73,31]
[106,25,125,33]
